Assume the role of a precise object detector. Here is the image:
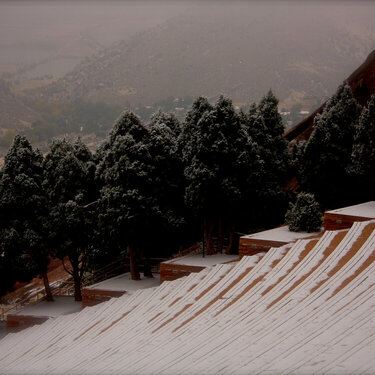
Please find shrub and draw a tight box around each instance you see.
[286,192,322,232]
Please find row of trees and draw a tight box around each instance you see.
[0,136,96,301]
[181,94,290,254]
[1,84,374,302]
[0,91,290,301]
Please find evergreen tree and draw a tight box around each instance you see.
[179,96,213,164]
[97,111,155,280]
[258,90,286,138]
[243,94,290,227]
[149,110,181,139]
[146,111,185,258]
[179,97,214,252]
[285,192,322,232]
[182,96,249,254]
[350,94,375,199]
[300,83,361,208]
[290,140,306,177]
[43,139,96,301]
[0,135,53,300]
[256,90,290,187]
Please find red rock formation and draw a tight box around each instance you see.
[285,50,375,142]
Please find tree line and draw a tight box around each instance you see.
[0,85,374,302]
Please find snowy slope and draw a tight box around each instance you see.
[1,220,375,374]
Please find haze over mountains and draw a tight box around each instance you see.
[37,2,375,108]
[0,1,375,150]
[0,1,187,69]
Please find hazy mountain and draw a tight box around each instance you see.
[0,0,192,138]
[1,1,375,151]
[0,1,190,69]
[33,2,375,108]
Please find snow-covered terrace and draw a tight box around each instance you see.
[7,276,160,329]
[162,253,238,267]
[325,200,375,217]
[85,273,160,292]
[82,273,161,307]
[160,253,238,282]
[239,224,322,257]
[324,201,375,230]
[6,296,83,333]
[11,296,81,318]
[241,224,322,242]
[1,220,375,373]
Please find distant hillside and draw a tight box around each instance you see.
[0,79,39,131]
[285,49,375,142]
[31,3,375,108]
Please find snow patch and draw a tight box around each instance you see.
[242,225,322,242]
[13,295,82,318]
[326,201,375,218]
[163,253,238,267]
[86,273,161,292]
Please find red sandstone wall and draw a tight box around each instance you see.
[239,238,287,258]
[159,263,205,283]
[323,213,372,231]
[81,289,126,308]
[6,314,48,332]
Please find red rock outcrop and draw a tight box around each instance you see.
[285,50,375,142]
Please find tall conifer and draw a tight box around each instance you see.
[182,96,249,254]
[43,139,96,301]
[300,83,360,208]
[97,111,155,280]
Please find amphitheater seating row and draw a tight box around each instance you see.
[1,220,375,374]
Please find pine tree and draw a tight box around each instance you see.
[147,111,184,230]
[182,96,249,254]
[300,83,361,208]
[256,90,290,187]
[0,135,53,300]
[243,93,290,227]
[149,110,181,139]
[179,96,213,165]
[350,94,375,199]
[43,139,96,301]
[180,97,213,253]
[142,111,186,273]
[285,192,322,232]
[258,90,286,138]
[97,111,155,280]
